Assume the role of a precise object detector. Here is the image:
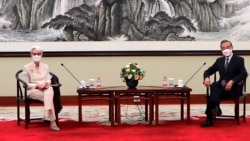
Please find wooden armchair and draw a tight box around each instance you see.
[16,69,62,129]
[206,74,247,125]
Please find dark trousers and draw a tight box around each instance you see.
[205,81,236,120]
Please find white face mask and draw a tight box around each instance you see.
[32,55,42,62]
[222,49,232,57]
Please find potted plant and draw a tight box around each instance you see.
[120,63,146,88]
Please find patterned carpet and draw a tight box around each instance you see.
[1,104,249,125]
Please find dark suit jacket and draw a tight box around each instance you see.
[204,54,248,94]
[51,74,63,113]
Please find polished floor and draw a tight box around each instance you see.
[1,104,249,125]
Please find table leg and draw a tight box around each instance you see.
[109,94,111,122]
[145,93,148,121]
[117,93,121,126]
[149,93,153,125]
[151,94,154,121]
[181,93,184,120]
[115,93,118,123]
[187,92,190,124]
[110,92,114,126]
[78,94,82,123]
[155,93,159,125]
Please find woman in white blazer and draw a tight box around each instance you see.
[22,46,60,131]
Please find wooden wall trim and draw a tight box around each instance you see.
[1,50,250,57]
[1,94,249,106]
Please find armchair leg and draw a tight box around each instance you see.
[243,98,246,122]
[17,101,20,126]
[56,114,59,126]
[235,100,240,125]
[25,104,30,129]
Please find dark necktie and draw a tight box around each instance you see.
[225,57,229,70]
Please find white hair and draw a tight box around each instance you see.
[30,45,43,53]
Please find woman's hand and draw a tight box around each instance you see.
[36,82,48,90]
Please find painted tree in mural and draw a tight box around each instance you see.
[0,0,249,41]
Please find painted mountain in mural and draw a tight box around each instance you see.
[0,0,249,41]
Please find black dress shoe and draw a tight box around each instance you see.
[212,107,222,116]
[200,120,213,127]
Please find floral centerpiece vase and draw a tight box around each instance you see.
[120,63,146,89]
[125,79,139,89]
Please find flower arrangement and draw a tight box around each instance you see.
[120,63,146,82]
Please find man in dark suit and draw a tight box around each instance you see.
[201,40,248,127]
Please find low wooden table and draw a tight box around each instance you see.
[77,86,192,126]
[153,86,192,125]
[77,87,115,126]
[112,86,155,126]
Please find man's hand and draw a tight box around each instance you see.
[225,80,234,91]
[203,77,210,87]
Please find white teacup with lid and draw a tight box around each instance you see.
[177,78,184,87]
[168,78,175,87]
[89,78,95,88]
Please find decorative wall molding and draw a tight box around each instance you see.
[1,50,250,57]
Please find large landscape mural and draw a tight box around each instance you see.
[0,0,249,42]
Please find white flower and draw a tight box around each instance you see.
[128,74,133,79]
[120,62,146,81]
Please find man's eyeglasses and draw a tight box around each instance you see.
[221,46,232,50]
[32,53,42,56]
